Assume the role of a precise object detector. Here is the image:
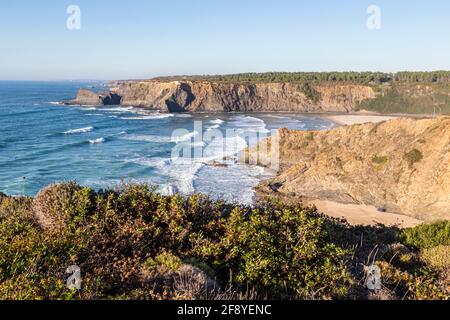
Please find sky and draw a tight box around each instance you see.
[1,0,450,80]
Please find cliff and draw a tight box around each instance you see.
[247,117,450,222]
[65,88,122,106]
[117,80,376,112]
[70,80,376,112]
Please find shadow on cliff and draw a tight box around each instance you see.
[166,83,196,112]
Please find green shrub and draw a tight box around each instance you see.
[215,202,351,299]
[372,155,389,164]
[301,83,321,103]
[404,149,423,168]
[400,221,450,249]
[153,251,183,271]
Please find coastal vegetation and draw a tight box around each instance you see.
[0,183,448,300]
[153,71,450,85]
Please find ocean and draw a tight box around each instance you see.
[0,81,335,204]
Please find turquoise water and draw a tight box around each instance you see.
[0,81,335,204]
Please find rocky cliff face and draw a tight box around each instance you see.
[248,117,450,221]
[66,89,122,106]
[73,80,376,112]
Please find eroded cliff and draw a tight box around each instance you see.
[248,117,450,221]
[71,80,376,112]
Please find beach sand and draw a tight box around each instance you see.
[311,200,423,228]
[326,114,398,126]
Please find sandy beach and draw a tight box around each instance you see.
[310,200,423,228]
[326,114,398,126]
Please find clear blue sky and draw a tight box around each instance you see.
[1,0,450,80]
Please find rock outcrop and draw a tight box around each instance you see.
[65,88,121,106]
[248,117,450,221]
[69,80,376,112]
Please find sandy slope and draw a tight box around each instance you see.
[310,200,423,227]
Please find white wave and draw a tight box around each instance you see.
[206,124,221,131]
[210,119,224,125]
[49,101,63,106]
[171,131,199,143]
[131,157,204,195]
[86,113,104,117]
[119,114,174,120]
[101,106,134,112]
[195,163,269,205]
[229,115,270,133]
[174,113,193,118]
[64,126,94,135]
[205,119,225,131]
[190,141,207,147]
[121,134,173,143]
[88,138,105,144]
[203,134,248,160]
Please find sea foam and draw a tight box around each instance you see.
[64,126,94,135]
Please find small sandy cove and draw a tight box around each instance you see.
[310,200,423,228]
[315,113,422,228]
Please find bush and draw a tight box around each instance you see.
[400,221,450,249]
[404,149,423,168]
[301,83,321,103]
[378,261,448,300]
[151,251,183,271]
[420,245,450,271]
[0,183,447,300]
[32,182,94,233]
[214,202,351,299]
[372,155,388,164]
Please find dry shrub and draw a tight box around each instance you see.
[173,264,219,299]
[420,245,450,271]
[32,182,92,233]
[138,252,219,300]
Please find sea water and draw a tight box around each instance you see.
[0,81,335,205]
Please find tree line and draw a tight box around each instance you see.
[153,71,450,84]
